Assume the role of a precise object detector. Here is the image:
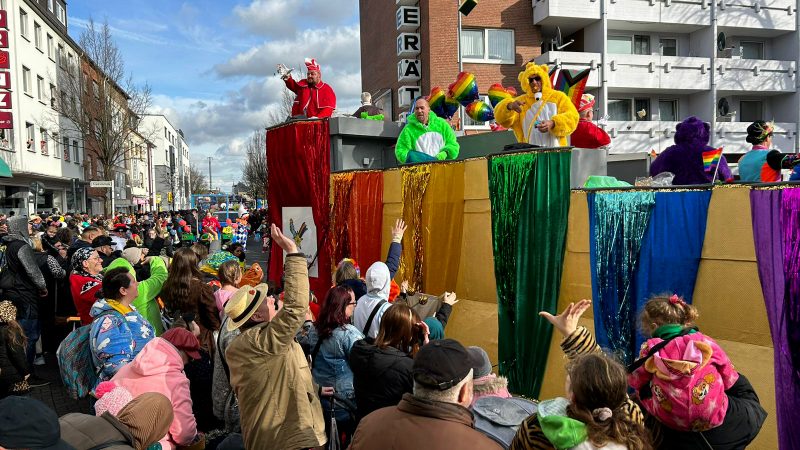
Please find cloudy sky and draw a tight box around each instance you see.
[68,0,362,192]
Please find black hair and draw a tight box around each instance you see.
[746,120,772,145]
[102,267,133,300]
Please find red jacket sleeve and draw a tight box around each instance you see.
[284,76,299,94]
[316,84,336,118]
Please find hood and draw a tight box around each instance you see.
[364,261,390,298]
[537,398,588,449]
[4,216,31,245]
[644,335,714,382]
[90,298,118,318]
[123,337,184,377]
[519,63,553,97]
[472,374,511,400]
[673,116,710,149]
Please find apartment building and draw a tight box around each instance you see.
[140,114,191,211]
[359,0,541,131]
[532,0,799,155]
[127,130,154,213]
[0,0,85,215]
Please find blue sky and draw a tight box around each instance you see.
[68,0,362,192]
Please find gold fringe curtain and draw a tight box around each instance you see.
[330,172,355,272]
[422,163,465,295]
[398,165,432,291]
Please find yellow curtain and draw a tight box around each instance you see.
[398,165,431,291]
[422,163,465,295]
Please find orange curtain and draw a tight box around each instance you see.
[330,171,384,276]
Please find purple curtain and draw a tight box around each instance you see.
[751,188,800,450]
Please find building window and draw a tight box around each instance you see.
[56,3,65,24]
[461,29,515,64]
[63,136,70,161]
[741,41,764,60]
[22,66,31,95]
[73,140,79,163]
[634,98,650,121]
[67,53,74,74]
[608,98,632,121]
[659,99,678,121]
[49,83,56,107]
[37,75,45,102]
[94,120,102,139]
[40,128,48,155]
[46,34,54,59]
[740,100,763,123]
[92,80,99,99]
[608,35,651,55]
[58,44,65,68]
[34,22,41,49]
[19,8,28,39]
[26,123,35,151]
[0,128,12,151]
[48,0,54,11]
[53,133,60,159]
[660,38,677,56]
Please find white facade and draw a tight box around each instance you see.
[533,0,799,155]
[0,0,85,215]
[140,114,190,210]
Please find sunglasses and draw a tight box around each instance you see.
[529,76,542,82]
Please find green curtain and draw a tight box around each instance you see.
[489,150,572,397]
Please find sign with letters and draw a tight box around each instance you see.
[395,4,421,118]
[0,91,11,109]
[398,86,422,108]
[398,59,421,83]
[397,33,421,58]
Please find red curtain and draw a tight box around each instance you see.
[267,120,331,299]
[330,171,384,273]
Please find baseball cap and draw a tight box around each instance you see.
[412,339,483,390]
[161,327,202,360]
[92,235,115,248]
[0,396,75,449]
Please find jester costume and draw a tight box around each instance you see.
[284,58,336,119]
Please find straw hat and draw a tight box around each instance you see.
[224,283,268,331]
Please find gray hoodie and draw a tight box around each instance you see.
[1,215,46,292]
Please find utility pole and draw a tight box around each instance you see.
[207,156,213,192]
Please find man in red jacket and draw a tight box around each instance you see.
[570,94,611,149]
[281,58,336,119]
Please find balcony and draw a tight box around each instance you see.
[533,0,710,31]
[716,58,796,93]
[603,120,796,154]
[536,52,711,91]
[717,0,796,34]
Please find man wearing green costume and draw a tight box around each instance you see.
[395,98,460,164]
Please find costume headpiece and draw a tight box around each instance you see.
[305,58,320,73]
[578,94,595,113]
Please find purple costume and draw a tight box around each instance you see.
[650,116,732,185]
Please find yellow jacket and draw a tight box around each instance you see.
[494,63,578,146]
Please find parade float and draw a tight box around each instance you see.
[264,66,793,449]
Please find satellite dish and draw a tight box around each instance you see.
[717,32,726,52]
[550,27,574,51]
[717,98,730,116]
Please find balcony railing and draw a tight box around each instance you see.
[603,120,796,154]
[716,58,796,93]
[717,0,796,33]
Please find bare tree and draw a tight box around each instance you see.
[265,87,295,126]
[189,164,208,194]
[50,18,152,214]
[240,129,267,199]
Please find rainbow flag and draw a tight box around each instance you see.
[702,147,723,173]
[550,68,591,110]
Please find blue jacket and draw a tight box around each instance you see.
[89,299,155,383]
[305,324,364,402]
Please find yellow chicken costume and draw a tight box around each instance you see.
[494,63,579,147]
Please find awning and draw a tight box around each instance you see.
[0,157,11,178]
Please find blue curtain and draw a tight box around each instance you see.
[633,191,712,350]
[589,192,655,363]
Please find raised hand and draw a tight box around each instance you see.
[392,219,407,242]
[539,299,592,338]
[443,292,458,306]
[271,223,298,254]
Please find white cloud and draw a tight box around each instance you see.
[214,25,361,79]
[232,0,358,38]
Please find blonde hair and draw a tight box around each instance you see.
[218,259,242,287]
[335,261,358,285]
[30,235,43,252]
[639,293,699,336]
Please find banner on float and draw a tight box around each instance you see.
[282,206,318,277]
